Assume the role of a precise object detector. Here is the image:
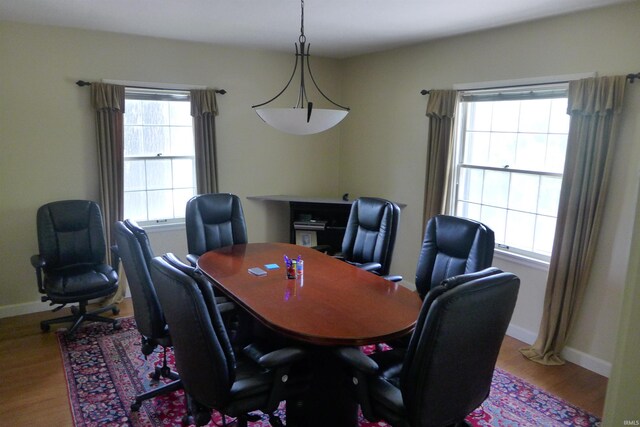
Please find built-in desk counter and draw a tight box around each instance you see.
[247,195,405,253]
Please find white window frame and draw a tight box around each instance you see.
[123,87,196,227]
[448,83,571,263]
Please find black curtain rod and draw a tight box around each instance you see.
[75,80,226,94]
[420,72,640,95]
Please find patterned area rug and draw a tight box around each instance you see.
[58,318,601,427]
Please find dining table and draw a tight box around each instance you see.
[198,242,422,426]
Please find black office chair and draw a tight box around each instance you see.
[150,254,310,427]
[185,193,248,266]
[415,215,495,299]
[31,200,120,337]
[336,268,520,427]
[114,220,183,411]
[321,197,400,277]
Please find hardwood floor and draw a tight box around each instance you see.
[0,298,608,425]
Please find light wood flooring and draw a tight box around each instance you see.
[0,298,608,425]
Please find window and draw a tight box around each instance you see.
[123,88,195,225]
[450,85,569,261]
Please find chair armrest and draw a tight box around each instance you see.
[354,262,382,273]
[256,347,308,369]
[31,254,46,293]
[110,245,120,271]
[186,253,199,267]
[311,244,332,253]
[30,254,46,269]
[334,346,379,375]
[384,275,403,282]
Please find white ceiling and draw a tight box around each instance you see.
[0,0,632,58]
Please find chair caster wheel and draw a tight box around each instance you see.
[112,306,120,315]
[113,320,122,330]
[131,401,141,411]
[40,323,50,332]
[161,366,171,378]
[181,414,192,426]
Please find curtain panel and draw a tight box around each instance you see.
[423,90,458,228]
[90,82,126,304]
[190,89,219,194]
[521,75,627,365]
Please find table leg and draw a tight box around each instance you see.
[286,347,358,427]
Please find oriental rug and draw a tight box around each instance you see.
[58,318,600,427]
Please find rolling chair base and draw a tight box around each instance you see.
[40,300,120,337]
[131,379,183,411]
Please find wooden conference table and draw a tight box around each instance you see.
[198,242,422,426]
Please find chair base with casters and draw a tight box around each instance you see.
[130,336,183,411]
[39,299,120,336]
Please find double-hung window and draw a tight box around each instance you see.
[450,85,569,262]
[123,88,196,226]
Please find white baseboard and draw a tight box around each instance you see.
[0,300,48,319]
[506,323,612,378]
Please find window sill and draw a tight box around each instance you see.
[494,249,550,272]
[140,222,186,233]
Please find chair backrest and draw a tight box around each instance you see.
[36,200,107,270]
[150,255,236,409]
[114,220,167,341]
[340,197,400,276]
[185,193,248,257]
[401,268,519,427]
[414,215,495,298]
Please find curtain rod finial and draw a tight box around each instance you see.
[215,89,227,95]
[420,89,430,95]
[76,80,91,87]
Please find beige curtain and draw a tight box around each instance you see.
[521,76,627,365]
[191,89,219,194]
[90,82,127,304]
[423,90,458,227]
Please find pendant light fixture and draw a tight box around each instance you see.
[252,0,350,135]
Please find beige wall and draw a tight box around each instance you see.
[0,22,343,312]
[339,1,640,375]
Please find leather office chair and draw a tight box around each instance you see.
[150,254,309,427]
[185,193,248,266]
[31,200,120,337]
[336,268,520,427]
[325,197,400,277]
[415,215,495,299]
[114,220,183,411]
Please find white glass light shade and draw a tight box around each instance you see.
[255,108,348,135]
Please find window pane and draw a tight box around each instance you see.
[458,168,483,204]
[538,176,562,216]
[545,134,567,173]
[491,100,520,132]
[147,190,173,220]
[481,205,506,244]
[124,160,146,191]
[518,99,550,133]
[124,191,148,221]
[534,216,556,256]
[463,131,490,165]
[142,100,169,125]
[170,127,195,155]
[173,159,195,188]
[124,126,144,156]
[549,98,570,134]
[173,188,195,218]
[143,126,170,156]
[482,170,509,208]
[515,133,547,171]
[466,102,492,132]
[125,99,143,125]
[505,210,535,251]
[487,132,516,168]
[508,173,539,212]
[169,101,192,126]
[146,159,172,190]
[457,201,482,222]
